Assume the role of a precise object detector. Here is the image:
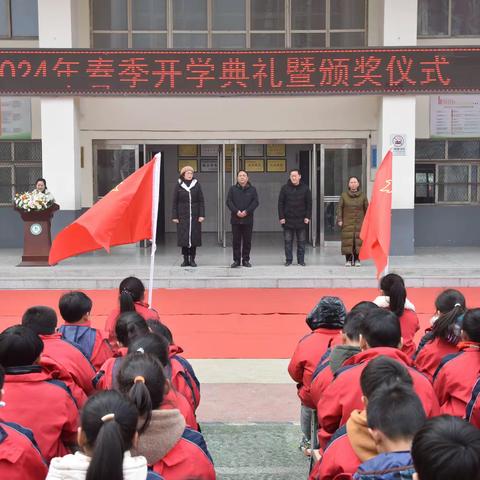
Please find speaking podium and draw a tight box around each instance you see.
[15,203,59,266]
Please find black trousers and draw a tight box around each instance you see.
[232,223,253,262]
[181,246,196,257]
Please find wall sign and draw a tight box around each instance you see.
[200,158,217,172]
[244,159,264,172]
[244,144,264,156]
[267,158,287,172]
[390,134,407,156]
[0,97,31,139]
[0,48,478,96]
[178,145,197,156]
[267,144,286,156]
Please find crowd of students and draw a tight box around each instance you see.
[289,273,480,480]
[0,276,214,480]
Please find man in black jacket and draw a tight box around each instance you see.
[226,170,259,267]
[278,169,312,266]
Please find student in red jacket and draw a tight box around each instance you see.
[117,353,216,480]
[105,276,160,348]
[58,291,113,370]
[373,274,419,358]
[22,305,95,403]
[413,289,466,381]
[93,312,149,390]
[412,415,480,480]
[0,325,78,463]
[310,356,414,480]
[317,309,439,449]
[433,308,480,417]
[288,296,346,449]
[466,375,480,428]
[0,365,48,480]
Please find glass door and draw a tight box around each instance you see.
[319,142,366,244]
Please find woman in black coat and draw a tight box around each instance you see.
[172,165,205,267]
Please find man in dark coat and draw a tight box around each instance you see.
[278,169,312,266]
[226,170,259,268]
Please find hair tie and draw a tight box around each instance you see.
[134,376,145,384]
[136,347,145,354]
[454,303,462,308]
[121,288,132,296]
[101,413,115,423]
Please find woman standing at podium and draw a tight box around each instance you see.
[33,177,55,204]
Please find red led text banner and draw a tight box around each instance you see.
[0,47,478,96]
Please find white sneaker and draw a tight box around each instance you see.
[355,261,361,267]
[345,261,352,267]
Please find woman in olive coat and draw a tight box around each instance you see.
[337,176,368,266]
[172,165,205,267]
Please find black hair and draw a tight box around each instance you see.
[289,168,301,175]
[412,415,480,480]
[360,309,401,348]
[81,390,139,480]
[59,291,92,323]
[0,325,44,367]
[360,355,413,398]
[35,178,47,188]
[129,333,170,368]
[366,384,426,441]
[117,353,166,434]
[348,176,361,186]
[461,308,480,343]
[342,310,365,342]
[146,319,173,344]
[0,364,4,389]
[350,301,379,315]
[432,289,466,343]
[237,170,248,176]
[380,273,406,318]
[119,277,145,313]
[115,312,149,347]
[21,306,58,335]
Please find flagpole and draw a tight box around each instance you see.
[385,144,394,278]
[148,153,161,308]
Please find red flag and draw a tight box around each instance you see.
[359,149,393,278]
[49,154,160,265]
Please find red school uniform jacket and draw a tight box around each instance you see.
[153,428,216,480]
[288,328,342,406]
[398,309,420,358]
[0,421,48,480]
[309,349,334,410]
[105,301,160,346]
[1,366,78,463]
[93,355,125,390]
[413,332,459,382]
[316,347,440,449]
[433,343,480,417]
[59,321,113,371]
[162,389,199,431]
[466,376,480,428]
[39,333,96,396]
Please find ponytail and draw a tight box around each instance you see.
[127,377,153,434]
[380,273,406,317]
[432,289,466,343]
[81,390,138,480]
[119,290,136,313]
[119,277,145,313]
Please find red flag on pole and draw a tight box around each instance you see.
[49,154,160,265]
[359,149,393,278]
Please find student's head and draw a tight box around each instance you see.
[411,415,480,480]
[360,355,413,402]
[342,310,365,345]
[59,291,92,323]
[379,273,406,318]
[348,176,360,192]
[237,170,249,186]
[432,289,466,343]
[115,312,149,348]
[117,353,167,433]
[146,319,173,344]
[79,390,139,480]
[367,384,426,453]
[35,178,47,192]
[21,306,58,335]
[461,308,480,343]
[118,276,145,313]
[289,169,301,185]
[359,309,401,350]
[306,296,346,331]
[0,325,44,367]
[128,333,170,368]
[350,301,379,315]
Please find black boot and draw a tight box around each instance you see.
[189,247,197,267]
[181,255,190,267]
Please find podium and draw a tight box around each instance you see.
[15,203,59,266]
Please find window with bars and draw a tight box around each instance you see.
[0,0,38,38]
[418,0,480,37]
[91,0,367,49]
[415,139,480,204]
[0,141,42,206]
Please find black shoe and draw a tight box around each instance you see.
[231,261,241,268]
[298,261,306,266]
[285,261,292,266]
[181,255,190,267]
[189,257,197,267]
[242,261,252,267]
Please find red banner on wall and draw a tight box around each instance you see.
[0,47,477,96]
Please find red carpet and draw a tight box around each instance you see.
[1,288,478,358]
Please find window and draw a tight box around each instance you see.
[0,141,42,206]
[415,140,480,204]
[418,0,480,37]
[91,0,367,49]
[0,0,38,38]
